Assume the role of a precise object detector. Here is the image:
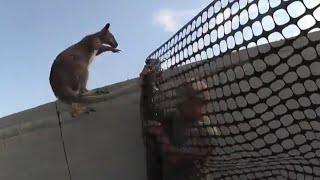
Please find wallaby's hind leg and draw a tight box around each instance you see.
[71,103,96,118]
[79,70,89,96]
[71,103,81,117]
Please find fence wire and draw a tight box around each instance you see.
[141,0,320,179]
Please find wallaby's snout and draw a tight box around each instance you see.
[111,40,118,48]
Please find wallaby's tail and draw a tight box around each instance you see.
[56,83,139,104]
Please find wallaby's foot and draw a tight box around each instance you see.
[70,103,96,118]
[71,108,82,117]
[71,111,79,118]
[70,107,95,117]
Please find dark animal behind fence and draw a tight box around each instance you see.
[141,0,320,179]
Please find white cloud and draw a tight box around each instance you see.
[152,8,199,32]
[151,0,213,32]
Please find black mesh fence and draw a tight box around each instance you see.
[140,0,320,179]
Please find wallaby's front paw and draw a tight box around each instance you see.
[111,48,121,53]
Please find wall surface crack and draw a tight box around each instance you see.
[54,102,73,180]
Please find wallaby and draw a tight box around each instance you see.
[49,23,121,117]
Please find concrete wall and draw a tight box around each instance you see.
[0,78,147,180]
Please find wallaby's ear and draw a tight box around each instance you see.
[103,23,110,31]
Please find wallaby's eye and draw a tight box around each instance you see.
[108,34,114,41]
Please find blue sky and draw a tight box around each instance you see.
[0,0,211,118]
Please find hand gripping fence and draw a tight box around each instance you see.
[140,0,320,179]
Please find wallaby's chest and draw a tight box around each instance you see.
[88,50,98,64]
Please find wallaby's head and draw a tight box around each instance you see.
[100,23,118,48]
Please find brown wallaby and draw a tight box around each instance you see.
[49,23,121,117]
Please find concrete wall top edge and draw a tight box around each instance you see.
[0,102,59,140]
[0,77,141,140]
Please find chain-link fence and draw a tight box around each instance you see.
[141,0,320,179]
